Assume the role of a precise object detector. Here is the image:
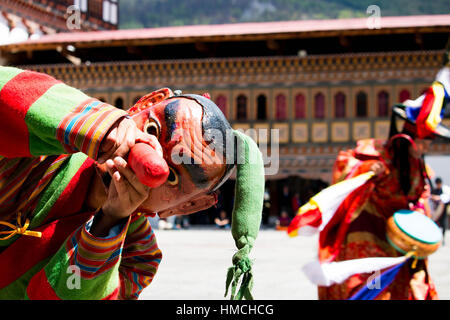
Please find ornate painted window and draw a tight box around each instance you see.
[294,94,306,119]
[314,92,325,119]
[215,95,227,117]
[275,94,287,120]
[334,92,346,118]
[236,94,248,120]
[377,91,389,117]
[399,89,411,103]
[356,91,368,117]
[114,97,124,109]
[256,94,267,120]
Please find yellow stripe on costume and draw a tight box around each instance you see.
[77,107,111,155]
[426,82,445,132]
[26,156,66,202]
[288,200,320,237]
[80,226,127,249]
[0,174,31,204]
[297,200,319,216]
[80,212,129,249]
[288,171,375,237]
[87,111,120,157]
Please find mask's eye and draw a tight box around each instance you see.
[167,167,179,186]
[144,119,160,138]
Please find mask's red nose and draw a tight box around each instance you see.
[128,143,169,188]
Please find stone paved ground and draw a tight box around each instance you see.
[139,227,450,300]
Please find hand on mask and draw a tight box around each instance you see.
[104,156,151,218]
[98,116,159,164]
[90,156,151,237]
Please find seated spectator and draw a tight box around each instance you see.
[175,215,190,229]
[214,210,230,229]
[276,210,291,231]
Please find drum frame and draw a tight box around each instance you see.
[386,216,441,259]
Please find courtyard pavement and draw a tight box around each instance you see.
[139,227,450,300]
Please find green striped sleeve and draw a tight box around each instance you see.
[0,67,23,91]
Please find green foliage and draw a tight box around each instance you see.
[118,0,450,29]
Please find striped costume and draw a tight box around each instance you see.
[0,66,162,299]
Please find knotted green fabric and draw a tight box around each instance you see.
[224,130,264,300]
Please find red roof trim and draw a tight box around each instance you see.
[3,14,450,47]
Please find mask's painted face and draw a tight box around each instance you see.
[129,91,231,218]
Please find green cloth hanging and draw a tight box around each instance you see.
[224,130,265,300]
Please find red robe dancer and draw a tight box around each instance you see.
[288,63,449,300]
[315,62,450,300]
[317,137,438,300]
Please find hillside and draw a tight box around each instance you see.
[118,0,450,29]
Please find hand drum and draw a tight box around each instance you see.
[386,209,442,259]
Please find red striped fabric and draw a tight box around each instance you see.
[56,99,126,159]
[68,100,99,149]
[416,87,436,139]
[0,155,72,234]
[319,182,375,262]
[39,157,95,224]
[56,98,97,154]
[103,287,119,300]
[0,71,60,157]
[79,106,112,152]
[65,216,129,280]
[287,207,322,235]
[119,215,162,299]
[0,211,92,289]
[26,269,61,300]
[0,67,160,299]
[0,157,43,219]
